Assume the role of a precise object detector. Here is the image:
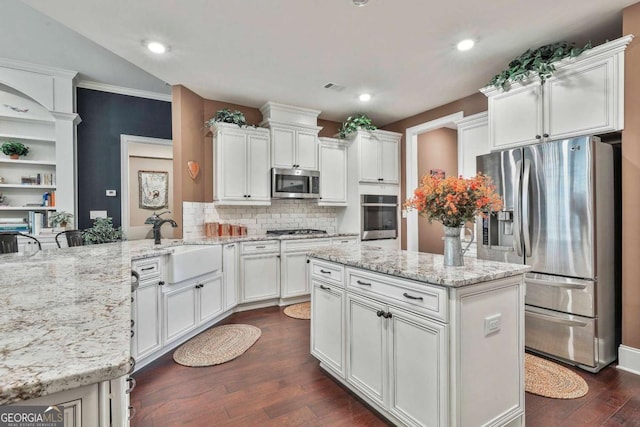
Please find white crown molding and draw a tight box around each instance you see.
[0,56,78,79]
[76,80,172,102]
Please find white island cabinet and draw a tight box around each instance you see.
[309,245,530,427]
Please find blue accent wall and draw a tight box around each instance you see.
[76,88,172,229]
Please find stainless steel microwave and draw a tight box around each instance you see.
[271,168,320,199]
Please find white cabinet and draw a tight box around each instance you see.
[353,130,400,184]
[310,279,345,377]
[456,112,490,178]
[163,272,223,345]
[482,36,631,150]
[280,238,332,299]
[265,123,320,170]
[212,122,271,205]
[132,279,162,360]
[223,243,238,311]
[239,241,280,303]
[318,138,347,206]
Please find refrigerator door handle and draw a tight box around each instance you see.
[525,310,589,328]
[522,158,532,257]
[513,160,523,257]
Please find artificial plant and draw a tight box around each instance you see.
[204,108,253,128]
[83,217,123,244]
[338,114,377,139]
[1,141,30,157]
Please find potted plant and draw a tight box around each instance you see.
[49,211,74,229]
[488,41,592,91]
[1,141,30,159]
[204,108,253,130]
[83,217,124,244]
[338,114,377,139]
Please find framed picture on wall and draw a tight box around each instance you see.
[138,170,169,209]
[430,168,446,179]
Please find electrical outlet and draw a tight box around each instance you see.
[401,209,407,218]
[484,313,501,336]
[106,190,117,197]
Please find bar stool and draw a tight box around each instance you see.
[0,232,42,254]
[55,230,85,248]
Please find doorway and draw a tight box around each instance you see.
[120,135,173,240]
[405,112,463,252]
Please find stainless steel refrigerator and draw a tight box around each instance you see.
[476,135,616,372]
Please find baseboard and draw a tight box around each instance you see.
[617,345,640,376]
[234,298,280,312]
[278,295,310,306]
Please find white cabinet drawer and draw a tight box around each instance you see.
[347,268,447,322]
[310,260,344,286]
[331,236,358,245]
[282,238,331,252]
[240,240,280,254]
[132,257,162,281]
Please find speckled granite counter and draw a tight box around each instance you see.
[308,244,531,287]
[0,232,357,405]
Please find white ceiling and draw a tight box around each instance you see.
[16,0,639,125]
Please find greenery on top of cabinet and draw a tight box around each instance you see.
[204,109,255,128]
[488,41,592,91]
[338,114,377,139]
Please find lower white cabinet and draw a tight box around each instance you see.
[223,243,238,310]
[163,272,223,345]
[310,280,345,377]
[346,290,447,427]
[280,238,332,299]
[239,241,280,303]
[132,279,162,360]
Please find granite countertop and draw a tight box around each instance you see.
[0,232,358,405]
[308,244,531,288]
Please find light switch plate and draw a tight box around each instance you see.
[484,313,502,336]
[90,210,107,219]
[106,190,117,197]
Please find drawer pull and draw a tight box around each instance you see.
[320,269,332,274]
[126,377,137,393]
[356,280,372,286]
[319,284,330,290]
[403,292,423,301]
[141,266,155,271]
[255,245,266,249]
[130,329,134,338]
[131,319,135,327]
[227,244,235,249]
[128,405,137,420]
[376,310,385,317]
[127,357,136,375]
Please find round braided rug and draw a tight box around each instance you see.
[173,324,261,367]
[283,302,310,320]
[525,353,588,399]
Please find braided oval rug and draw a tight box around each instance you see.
[525,353,588,399]
[173,324,261,367]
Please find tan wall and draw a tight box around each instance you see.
[416,128,458,254]
[382,92,488,249]
[622,4,640,349]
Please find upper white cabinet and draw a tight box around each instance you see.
[456,112,489,178]
[318,137,347,206]
[482,35,632,150]
[348,130,401,184]
[212,122,271,205]
[260,101,322,170]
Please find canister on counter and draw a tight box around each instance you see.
[230,224,240,236]
[218,223,230,237]
[239,226,247,236]
[204,222,218,237]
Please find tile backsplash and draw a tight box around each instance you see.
[182,200,338,239]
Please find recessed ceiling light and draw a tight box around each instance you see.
[359,93,372,102]
[352,0,368,6]
[146,41,167,54]
[457,39,475,51]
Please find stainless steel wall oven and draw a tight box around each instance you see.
[361,194,398,240]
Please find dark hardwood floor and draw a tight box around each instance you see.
[131,307,640,426]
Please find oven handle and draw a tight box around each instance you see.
[361,203,399,207]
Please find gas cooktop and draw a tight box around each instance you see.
[266,229,327,235]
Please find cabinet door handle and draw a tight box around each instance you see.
[535,135,542,139]
[320,269,332,274]
[543,133,549,138]
[126,377,137,394]
[376,310,385,317]
[306,259,310,263]
[383,311,393,319]
[247,195,251,198]
[356,280,371,286]
[141,266,154,271]
[320,284,330,290]
[158,281,165,286]
[403,292,423,301]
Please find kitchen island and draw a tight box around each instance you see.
[308,244,531,427]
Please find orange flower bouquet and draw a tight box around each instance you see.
[405,173,503,227]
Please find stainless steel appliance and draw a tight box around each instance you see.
[476,135,616,372]
[361,194,398,241]
[271,168,320,199]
